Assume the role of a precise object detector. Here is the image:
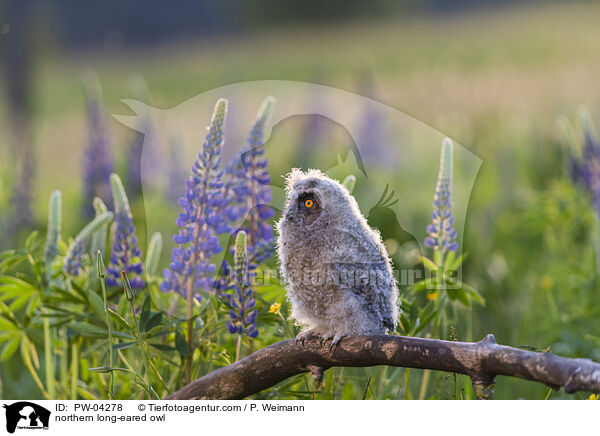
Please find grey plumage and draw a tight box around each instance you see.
[276,169,399,344]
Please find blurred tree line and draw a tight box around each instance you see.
[3,0,526,50]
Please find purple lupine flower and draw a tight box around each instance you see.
[355,71,391,167]
[106,174,144,289]
[161,99,230,299]
[64,241,85,276]
[64,210,114,277]
[225,97,276,264]
[126,131,144,201]
[82,77,114,218]
[167,134,186,204]
[567,108,600,213]
[212,260,233,297]
[297,89,329,166]
[227,231,258,338]
[424,138,458,253]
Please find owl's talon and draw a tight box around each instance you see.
[295,331,314,346]
[329,335,344,352]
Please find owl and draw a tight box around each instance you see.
[277,169,399,346]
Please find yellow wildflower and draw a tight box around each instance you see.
[589,394,598,400]
[426,291,438,301]
[269,303,282,314]
[541,275,554,291]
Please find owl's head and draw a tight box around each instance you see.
[280,169,361,231]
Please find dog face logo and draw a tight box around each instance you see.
[2,402,50,434]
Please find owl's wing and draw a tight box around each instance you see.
[331,261,396,331]
[333,227,386,263]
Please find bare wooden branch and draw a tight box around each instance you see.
[166,334,600,400]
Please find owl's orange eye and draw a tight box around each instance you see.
[305,199,314,208]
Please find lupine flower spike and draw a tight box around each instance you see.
[82,74,114,218]
[90,197,109,259]
[44,190,62,283]
[560,108,600,271]
[228,231,258,338]
[425,138,458,254]
[562,107,600,213]
[106,174,144,289]
[64,211,114,276]
[224,97,276,265]
[161,98,229,299]
[356,71,390,166]
[167,134,186,203]
[126,75,153,200]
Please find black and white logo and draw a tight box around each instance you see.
[2,402,50,434]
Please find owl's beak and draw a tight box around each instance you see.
[285,209,295,221]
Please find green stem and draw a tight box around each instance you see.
[21,339,49,399]
[186,289,193,383]
[404,368,410,400]
[235,334,242,362]
[43,318,56,398]
[98,265,114,399]
[418,370,429,400]
[419,252,448,400]
[128,298,150,378]
[60,332,68,398]
[70,341,79,400]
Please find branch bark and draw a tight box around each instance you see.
[166,334,600,400]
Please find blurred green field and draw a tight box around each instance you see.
[2,1,600,400]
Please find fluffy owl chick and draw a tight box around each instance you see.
[277,169,399,346]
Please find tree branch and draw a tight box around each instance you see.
[166,334,600,399]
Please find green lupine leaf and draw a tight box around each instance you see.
[88,291,106,321]
[145,232,163,276]
[444,250,456,271]
[147,342,175,352]
[462,282,485,306]
[342,175,356,194]
[448,252,467,272]
[112,341,137,351]
[70,281,89,302]
[69,322,135,340]
[108,308,130,330]
[0,275,39,294]
[413,310,438,335]
[117,295,128,317]
[447,288,471,307]
[45,289,85,305]
[8,294,31,312]
[0,250,27,273]
[419,300,435,319]
[175,330,190,358]
[420,256,438,272]
[66,211,114,259]
[109,175,134,232]
[0,316,16,331]
[144,312,163,332]
[1,334,21,361]
[399,313,412,333]
[139,295,151,330]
